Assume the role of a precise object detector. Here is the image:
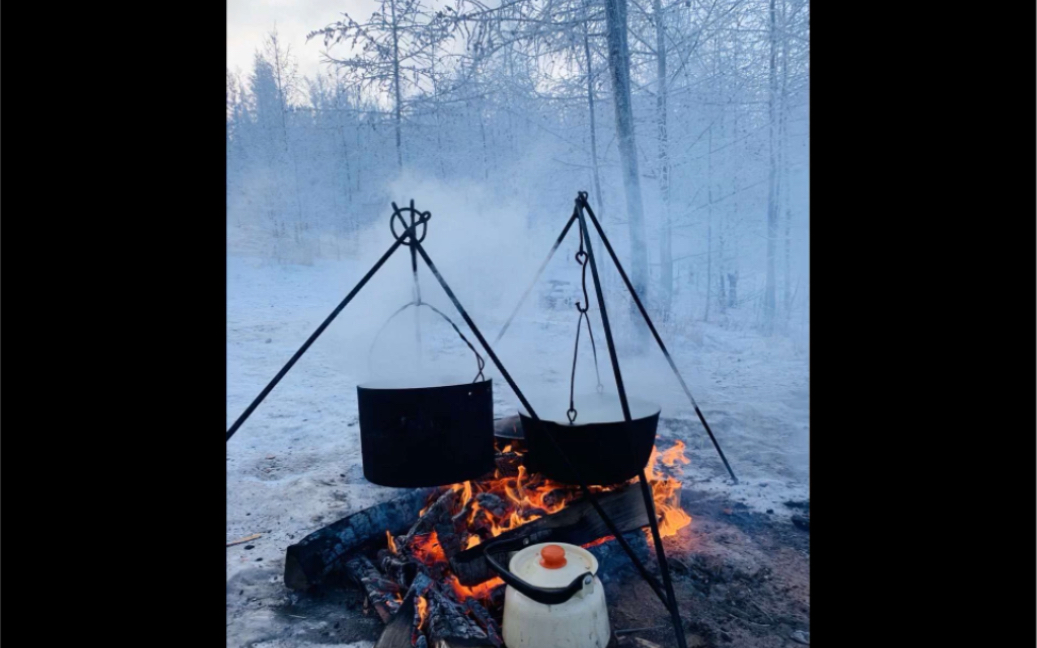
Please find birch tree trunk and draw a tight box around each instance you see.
[762,0,779,335]
[653,0,672,321]
[603,0,650,336]
[704,121,713,322]
[584,27,605,218]
[780,0,793,321]
[390,0,404,170]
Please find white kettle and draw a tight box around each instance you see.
[486,540,611,648]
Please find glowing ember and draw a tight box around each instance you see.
[386,530,398,555]
[447,574,504,602]
[410,529,448,566]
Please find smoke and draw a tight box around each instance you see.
[320,171,564,388]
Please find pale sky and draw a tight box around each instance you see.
[227,0,368,81]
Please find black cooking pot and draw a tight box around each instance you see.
[358,377,495,487]
[520,393,660,486]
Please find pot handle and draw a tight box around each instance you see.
[366,300,486,382]
[482,536,592,605]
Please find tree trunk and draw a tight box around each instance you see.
[763,0,779,335]
[780,0,793,321]
[479,109,490,180]
[653,0,672,321]
[584,27,605,218]
[704,123,713,322]
[603,0,650,339]
[390,0,404,170]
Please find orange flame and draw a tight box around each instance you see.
[447,574,503,602]
[384,437,691,598]
[645,440,692,537]
[409,530,448,566]
[415,594,429,630]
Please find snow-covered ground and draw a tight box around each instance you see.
[227,246,808,646]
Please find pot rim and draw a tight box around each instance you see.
[518,393,661,426]
[357,376,492,391]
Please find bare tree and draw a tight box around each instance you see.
[310,0,454,170]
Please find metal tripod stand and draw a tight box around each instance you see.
[226,193,738,648]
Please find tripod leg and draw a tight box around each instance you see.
[575,202,689,648]
[412,240,675,611]
[405,201,424,367]
[638,471,688,647]
[226,229,411,442]
[492,210,578,344]
[579,196,738,484]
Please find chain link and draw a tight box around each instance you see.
[567,219,604,423]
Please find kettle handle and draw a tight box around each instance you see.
[482,536,592,605]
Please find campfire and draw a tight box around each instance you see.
[285,432,691,648]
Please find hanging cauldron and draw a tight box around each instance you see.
[358,376,495,487]
[519,392,660,486]
[358,300,495,487]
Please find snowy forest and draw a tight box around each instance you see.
[227,2,810,644]
[226,0,809,337]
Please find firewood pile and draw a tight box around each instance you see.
[284,434,690,648]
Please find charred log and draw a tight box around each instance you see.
[374,573,433,648]
[435,521,464,561]
[379,553,421,590]
[285,486,436,590]
[426,584,492,647]
[374,591,415,648]
[464,598,503,647]
[587,531,651,583]
[404,488,458,541]
[474,492,506,517]
[346,555,403,623]
[493,453,522,477]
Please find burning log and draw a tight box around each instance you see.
[375,574,432,648]
[374,572,496,648]
[449,485,651,586]
[285,486,436,590]
[346,555,403,623]
[435,522,464,561]
[493,453,522,477]
[475,492,508,516]
[425,584,494,647]
[587,531,651,583]
[379,553,421,590]
[464,598,503,647]
[404,488,459,541]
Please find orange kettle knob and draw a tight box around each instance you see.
[539,544,567,569]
